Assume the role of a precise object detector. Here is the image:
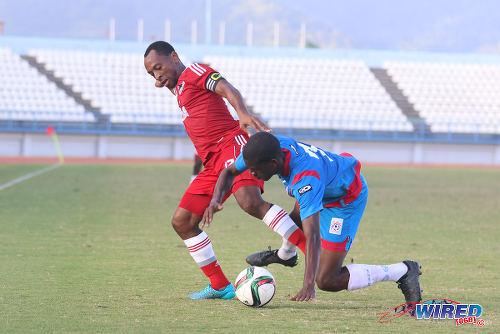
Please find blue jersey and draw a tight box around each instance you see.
[235,135,364,220]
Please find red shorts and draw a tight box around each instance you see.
[179,132,264,217]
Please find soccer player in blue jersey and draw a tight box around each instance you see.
[202,132,422,302]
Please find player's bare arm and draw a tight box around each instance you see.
[201,163,243,228]
[290,212,321,302]
[214,79,270,135]
[288,201,303,229]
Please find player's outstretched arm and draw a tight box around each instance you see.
[201,163,243,228]
[290,212,320,302]
[214,79,270,135]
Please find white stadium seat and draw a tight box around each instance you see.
[2,47,497,134]
[0,48,92,122]
[204,56,413,131]
[29,49,181,125]
[384,61,500,134]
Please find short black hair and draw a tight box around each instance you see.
[243,132,282,164]
[144,41,175,58]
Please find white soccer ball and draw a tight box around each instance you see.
[234,266,276,307]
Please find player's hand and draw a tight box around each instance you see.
[290,285,316,302]
[238,113,271,136]
[201,201,224,229]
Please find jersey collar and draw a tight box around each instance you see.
[281,148,291,177]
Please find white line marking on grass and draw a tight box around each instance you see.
[0,164,62,191]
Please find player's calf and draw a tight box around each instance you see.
[315,269,349,292]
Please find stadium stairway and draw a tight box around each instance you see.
[20,55,108,123]
[370,68,430,133]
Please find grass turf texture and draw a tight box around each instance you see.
[0,164,498,333]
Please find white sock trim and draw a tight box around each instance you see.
[184,231,216,267]
[263,205,299,237]
[263,205,299,260]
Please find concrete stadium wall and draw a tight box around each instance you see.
[1,132,499,165]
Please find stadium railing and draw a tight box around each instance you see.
[1,110,498,144]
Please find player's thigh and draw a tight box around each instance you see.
[177,190,211,222]
[319,196,367,252]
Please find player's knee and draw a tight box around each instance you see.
[316,273,345,292]
[234,187,270,219]
[171,210,193,234]
[170,214,183,232]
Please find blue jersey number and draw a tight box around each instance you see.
[297,142,333,162]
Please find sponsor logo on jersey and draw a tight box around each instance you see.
[298,184,312,195]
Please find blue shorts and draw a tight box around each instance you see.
[319,175,368,252]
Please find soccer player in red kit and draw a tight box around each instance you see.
[144,41,307,299]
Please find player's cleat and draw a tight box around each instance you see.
[246,248,298,267]
[188,283,235,300]
[397,260,422,303]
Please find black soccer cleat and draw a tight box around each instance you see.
[246,247,298,268]
[397,260,423,303]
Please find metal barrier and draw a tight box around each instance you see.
[0,110,498,144]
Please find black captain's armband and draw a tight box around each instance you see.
[205,72,223,92]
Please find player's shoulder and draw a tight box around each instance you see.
[185,63,214,77]
[275,135,297,149]
[290,167,322,201]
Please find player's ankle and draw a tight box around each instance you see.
[277,248,297,260]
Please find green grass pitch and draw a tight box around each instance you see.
[0,163,498,333]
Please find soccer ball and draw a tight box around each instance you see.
[234,266,276,307]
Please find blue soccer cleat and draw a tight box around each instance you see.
[188,283,235,300]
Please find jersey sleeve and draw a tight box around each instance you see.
[188,63,224,92]
[292,175,325,221]
[234,151,248,172]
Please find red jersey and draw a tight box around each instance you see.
[174,63,240,163]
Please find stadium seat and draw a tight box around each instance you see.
[384,61,500,134]
[205,56,413,131]
[30,49,181,125]
[0,48,92,122]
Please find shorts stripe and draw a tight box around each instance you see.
[235,135,247,146]
[321,236,349,252]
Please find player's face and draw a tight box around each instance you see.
[144,50,180,89]
[245,160,278,181]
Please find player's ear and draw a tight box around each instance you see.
[171,51,180,63]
